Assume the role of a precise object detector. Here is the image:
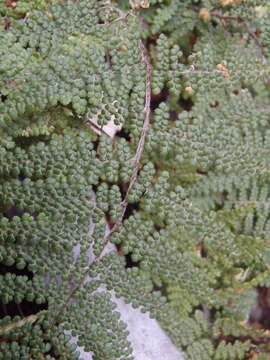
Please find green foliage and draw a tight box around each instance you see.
[0,0,270,359]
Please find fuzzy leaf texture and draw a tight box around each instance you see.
[0,0,270,359]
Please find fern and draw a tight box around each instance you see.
[0,0,270,359]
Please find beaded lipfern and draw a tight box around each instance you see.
[1,0,270,359]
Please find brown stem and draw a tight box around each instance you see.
[49,10,152,326]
